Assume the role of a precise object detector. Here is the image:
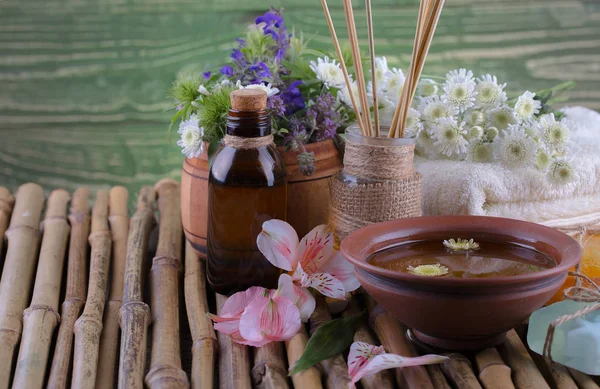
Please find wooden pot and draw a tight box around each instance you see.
[181,139,342,258]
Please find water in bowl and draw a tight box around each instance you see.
[367,240,556,278]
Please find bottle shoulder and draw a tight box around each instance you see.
[210,145,286,185]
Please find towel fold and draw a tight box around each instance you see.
[415,106,600,230]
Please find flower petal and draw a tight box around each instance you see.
[347,342,385,380]
[239,295,302,344]
[209,286,266,335]
[278,273,316,322]
[300,271,346,300]
[350,352,448,385]
[297,225,334,274]
[257,220,299,272]
[320,252,361,293]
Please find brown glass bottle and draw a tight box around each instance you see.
[206,89,287,295]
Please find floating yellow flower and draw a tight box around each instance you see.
[443,238,480,251]
[408,264,449,277]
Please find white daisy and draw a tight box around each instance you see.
[404,108,423,138]
[418,78,438,97]
[340,79,360,109]
[236,80,280,97]
[487,105,518,130]
[309,56,346,89]
[177,115,204,159]
[464,109,486,127]
[539,113,570,151]
[514,91,541,121]
[521,119,542,141]
[382,67,406,105]
[431,117,468,157]
[475,74,507,109]
[442,69,477,112]
[197,84,211,96]
[535,147,552,171]
[468,139,494,163]
[417,95,458,125]
[547,159,578,186]
[495,125,537,168]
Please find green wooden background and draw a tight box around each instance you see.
[1,0,599,204]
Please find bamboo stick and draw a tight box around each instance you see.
[310,295,355,389]
[252,342,290,389]
[568,367,600,389]
[184,240,217,389]
[475,348,515,389]
[71,190,112,389]
[118,187,155,389]
[343,299,394,389]
[366,297,434,389]
[497,330,551,389]
[547,363,578,389]
[426,365,452,389]
[285,326,323,389]
[48,188,90,389]
[0,187,14,256]
[145,179,189,389]
[0,183,44,389]
[365,0,379,136]
[96,186,129,389]
[216,293,252,389]
[12,189,70,389]
[440,353,483,389]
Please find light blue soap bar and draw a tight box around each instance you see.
[527,300,600,375]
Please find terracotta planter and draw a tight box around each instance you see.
[181,139,342,258]
[341,215,581,350]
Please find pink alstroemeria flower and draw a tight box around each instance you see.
[208,286,265,343]
[257,220,360,299]
[347,342,449,387]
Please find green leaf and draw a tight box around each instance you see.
[288,311,365,375]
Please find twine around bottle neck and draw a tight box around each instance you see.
[343,135,415,180]
[223,134,274,149]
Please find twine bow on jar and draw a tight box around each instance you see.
[543,271,600,361]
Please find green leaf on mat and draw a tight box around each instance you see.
[288,311,365,375]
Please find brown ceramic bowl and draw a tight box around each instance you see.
[341,216,581,350]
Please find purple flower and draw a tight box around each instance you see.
[231,49,245,62]
[254,9,290,63]
[267,95,286,116]
[306,92,341,141]
[235,38,246,47]
[220,65,234,77]
[281,80,305,114]
[202,71,211,80]
[249,62,271,79]
[255,11,284,28]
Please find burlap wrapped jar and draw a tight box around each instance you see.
[329,125,422,245]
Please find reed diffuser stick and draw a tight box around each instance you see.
[184,240,217,389]
[0,183,44,389]
[145,179,189,389]
[118,187,155,389]
[342,0,373,137]
[72,190,112,389]
[12,190,70,389]
[497,330,551,389]
[252,342,290,389]
[319,0,367,135]
[0,187,14,256]
[216,293,252,389]
[48,188,90,389]
[285,327,323,389]
[365,0,379,137]
[97,186,130,389]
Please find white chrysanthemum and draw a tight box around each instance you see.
[487,105,518,130]
[521,119,542,141]
[340,80,360,109]
[309,56,346,89]
[495,125,537,168]
[464,109,486,127]
[374,56,389,89]
[418,78,438,97]
[382,67,405,104]
[444,238,480,251]
[485,126,499,141]
[540,113,570,151]
[475,74,507,109]
[198,84,210,96]
[468,139,494,163]
[418,95,458,124]
[547,159,578,186]
[177,115,204,159]
[442,69,477,112]
[236,80,279,97]
[404,108,423,138]
[535,147,552,171]
[468,125,484,139]
[431,117,468,157]
[514,91,541,121]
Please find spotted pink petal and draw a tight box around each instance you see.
[297,225,334,274]
[208,286,266,335]
[257,220,300,272]
[320,251,360,293]
[277,273,316,322]
[300,271,346,300]
[347,341,448,386]
[239,294,301,345]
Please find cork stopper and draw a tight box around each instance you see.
[230,89,267,111]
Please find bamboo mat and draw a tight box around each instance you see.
[0,182,599,389]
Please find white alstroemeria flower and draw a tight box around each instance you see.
[177,115,204,159]
[514,91,541,121]
[309,56,346,89]
[198,84,211,96]
[467,139,494,163]
[236,80,280,97]
[418,78,438,97]
[547,159,579,186]
[539,113,570,151]
[404,108,423,138]
[495,125,537,168]
[487,105,518,130]
[442,69,477,112]
[431,117,469,157]
[475,74,507,109]
[417,95,458,125]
